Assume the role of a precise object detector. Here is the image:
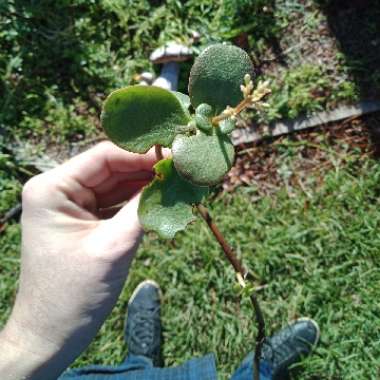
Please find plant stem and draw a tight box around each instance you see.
[155,144,163,161]
[197,204,247,276]
[196,204,265,380]
[212,97,251,125]
[211,81,271,126]
[250,289,266,380]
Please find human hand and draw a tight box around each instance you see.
[0,141,158,380]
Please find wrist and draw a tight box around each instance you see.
[0,318,65,380]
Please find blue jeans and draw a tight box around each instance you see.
[59,352,272,380]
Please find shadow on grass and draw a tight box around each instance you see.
[316,0,380,99]
[314,1,380,153]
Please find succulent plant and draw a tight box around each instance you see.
[101,43,271,380]
[101,43,269,239]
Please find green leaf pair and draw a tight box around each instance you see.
[101,44,254,238]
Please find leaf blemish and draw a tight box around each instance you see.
[156,172,164,181]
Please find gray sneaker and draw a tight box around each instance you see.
[125,280,162,366]
[262,318,320,380]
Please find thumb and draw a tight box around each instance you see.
[87,194,144,263]
[108,193,143,242]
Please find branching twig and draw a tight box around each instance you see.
[196,204,265,380]
[211,77,271,126]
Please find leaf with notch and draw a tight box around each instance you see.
[101,85,190,153]
[138,158,208,239]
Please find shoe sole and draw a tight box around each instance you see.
[292,317,321,348]
[128,279,161,306]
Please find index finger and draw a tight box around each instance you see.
[57,141,158,188]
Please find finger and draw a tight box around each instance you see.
[97,206,122,220]
[92,171,153,195]
[57,141,158,189]
[96,179,149,209]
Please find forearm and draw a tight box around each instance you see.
[0,306,93,380]
[0,256,136,380]
[0,323,61,380]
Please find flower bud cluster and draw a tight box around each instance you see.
[212,74,271,125]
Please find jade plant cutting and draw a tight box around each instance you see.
[101,43,270,380]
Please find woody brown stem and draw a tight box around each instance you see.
[196,204,265,380]
[197,204,247,276]
[155,144,164,161]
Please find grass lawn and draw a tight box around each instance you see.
[2,129,380,379]
[1,1,380,379]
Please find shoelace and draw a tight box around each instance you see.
[262,332,310,368]
[131,308,160,351]
[262,339,295,366]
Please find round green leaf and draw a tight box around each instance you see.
[195,103,214,118]
[194,114,212,133]
[172,91,191,116]
[172,130,235,186]
[101,85,190,153]
[138,158,208,239]
[219,118,235,134]
[188,44,254,114]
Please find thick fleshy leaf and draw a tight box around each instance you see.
[172,91,191,115]
[194,114,212,133]
[138,158,208,239]
[219,118,235,134]
[172,130,235,186]
[195,103,214,118]
[188,44,254,114]
[101,85,190,153]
